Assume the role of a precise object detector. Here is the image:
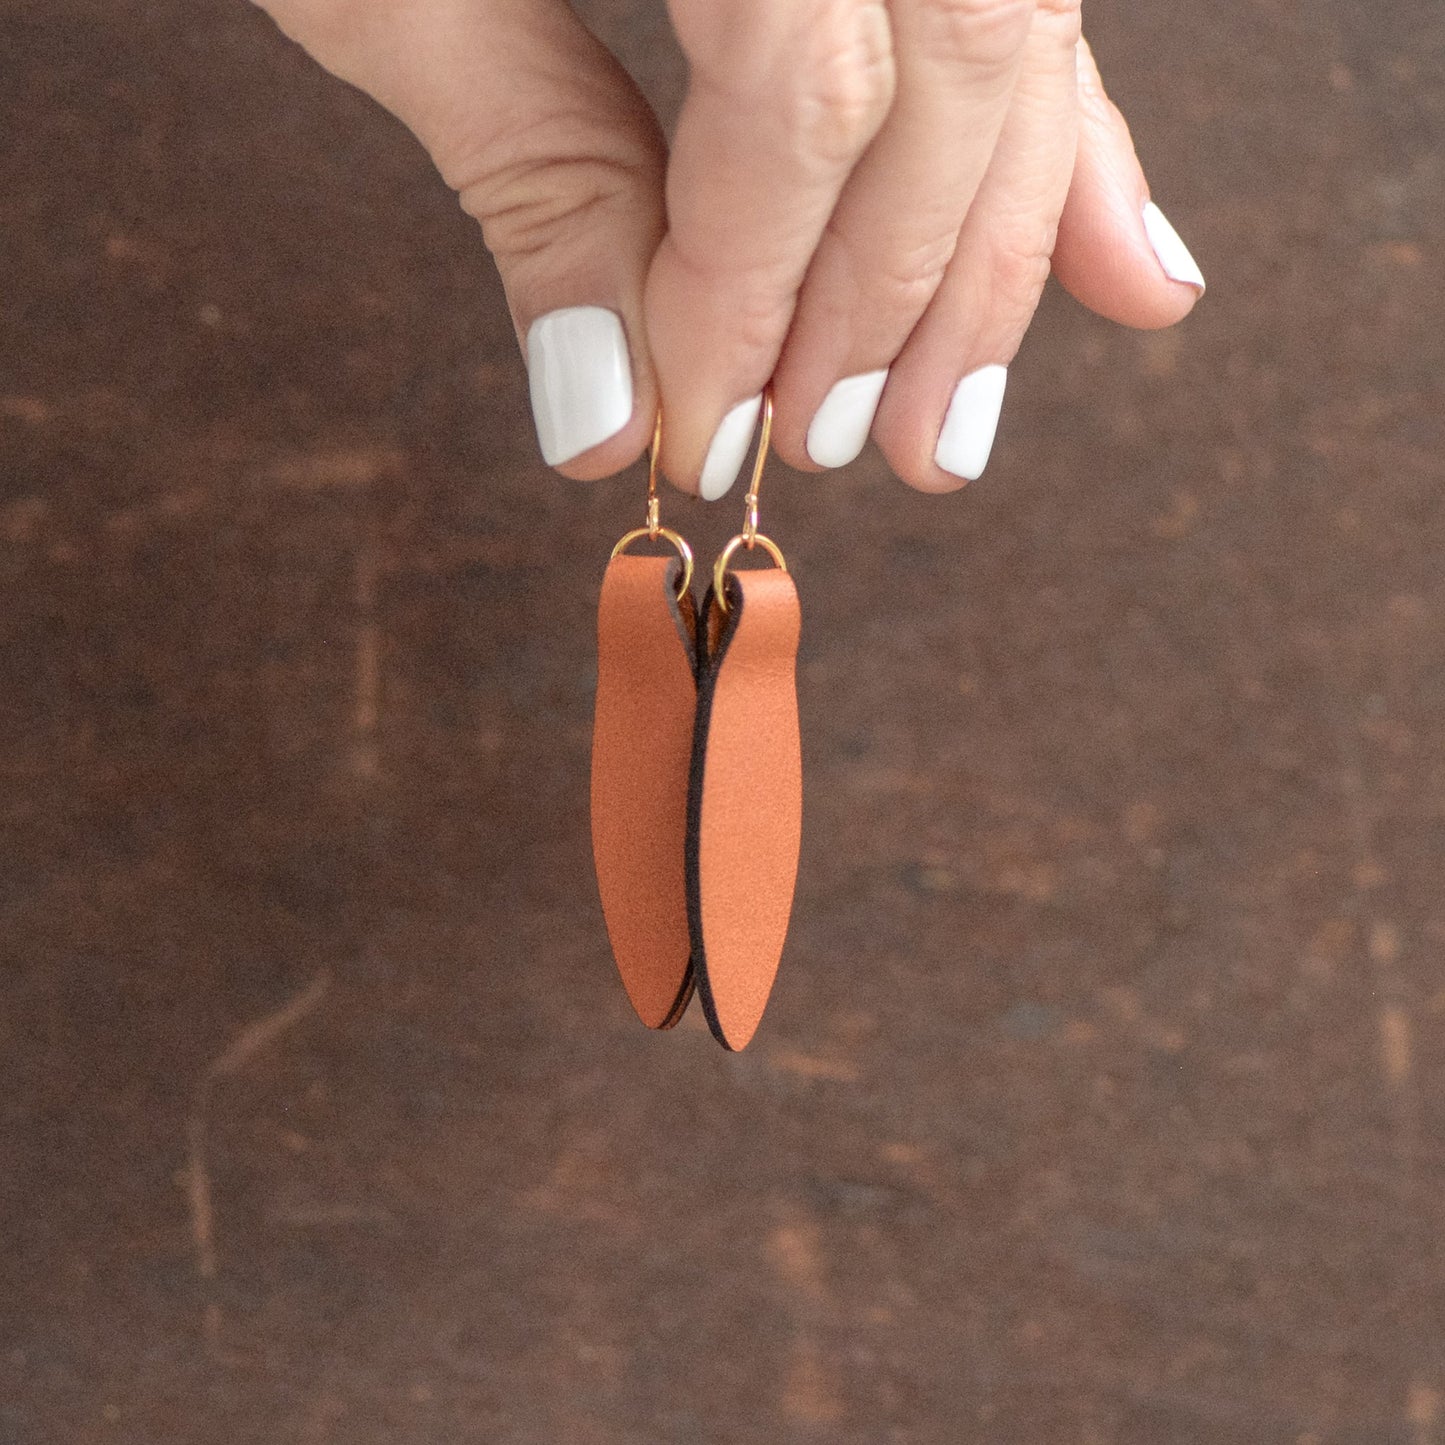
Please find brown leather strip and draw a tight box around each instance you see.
[590,555,698,1029]
[687,569,803,1051]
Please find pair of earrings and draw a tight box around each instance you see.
[590,394,802,1051]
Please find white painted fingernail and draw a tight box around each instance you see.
[934,364,1008,481]
[699,394,762,500]
[806,369,889,469]
[1142,201,1206,292]
[525,306,633,466]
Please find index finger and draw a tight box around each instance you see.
[646,0,896,496]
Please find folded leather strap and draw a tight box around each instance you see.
[591,555,698,1028]
[687,569,803,1051]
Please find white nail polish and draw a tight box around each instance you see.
[526,306,633,466]
[699,394,762,500]
[1142,201,1206,292]
[934,365,1008,481]
[806,369,889,469]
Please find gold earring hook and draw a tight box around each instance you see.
[645,410,663,538]
[713,389,787,610]
[610,411,694,598]
[741,390,773,545]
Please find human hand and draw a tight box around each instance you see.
[254,0,1205,494]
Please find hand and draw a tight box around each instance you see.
[254,0,1205,494]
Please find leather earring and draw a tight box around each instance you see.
[686,391,803,1050]
[590,415,698,1029]
[590,394,803,1051]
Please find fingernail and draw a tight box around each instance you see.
[1142,201,1206,292]
[934,364,1008,481]
[699,394,762,501]
[806,369,889,469]
[526,306,634,466]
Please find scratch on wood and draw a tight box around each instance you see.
[185,971,331,1348]
[0,394,53,424]
[768,1221,829,1306]
[1370,920,1402,965]
[768,1047,860,1083]
[260,445,403,491]
[1328,684,1420,1203]
[1409,1379,1442,1445]
[352,543,381,779]
[299,1385,348,1445]
[1379,1004,1413,1090]
[781,1336,844,1425]
[766,1215,844,1420]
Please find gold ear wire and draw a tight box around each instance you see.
[611,411,694,598]
[645,410,664,537]
[741,389,773,547]
[713,389,787,610]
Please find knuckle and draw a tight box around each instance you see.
[458,148,656,263]
[855,230,958,318]
[1032,0,1083,49]
[664,240,794,359]
[1077,76,1121,131]
[787,2,897,166]
[989,225,1056,317]
[729,287,795,358]
[911,0,1036,71]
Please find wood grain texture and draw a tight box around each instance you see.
[3,0,1445,1440]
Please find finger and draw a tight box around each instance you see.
[770,0,1037,473]
[872,0,1081,491]
[645,0,896,497]
[1050,37,1206,330]
[255,0,666,479]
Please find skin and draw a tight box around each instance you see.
[254,0,1202,493]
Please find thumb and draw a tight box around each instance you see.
[255,0,667,478]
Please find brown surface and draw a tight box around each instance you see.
[4,1,1445,1441]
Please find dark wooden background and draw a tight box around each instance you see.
[4,1,1444,1440]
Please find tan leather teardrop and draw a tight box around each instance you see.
[590,555,698,1028]
[687,569,803,1051]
